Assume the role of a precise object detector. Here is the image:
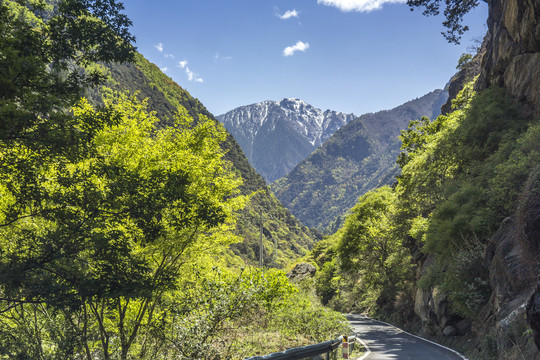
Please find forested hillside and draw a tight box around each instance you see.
[99,54,320,267]
[0,1,345,359]
[294,0,540,357]
[304,55,540,360]
[272,90,448,231]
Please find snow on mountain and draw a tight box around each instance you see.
[217,98,356,183]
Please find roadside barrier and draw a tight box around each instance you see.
[244,334,357,360]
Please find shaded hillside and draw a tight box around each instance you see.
[217,98,356,182]
[272,90,448,231]
[99,54,319,266]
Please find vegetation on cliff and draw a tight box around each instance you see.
[307,80,539,334]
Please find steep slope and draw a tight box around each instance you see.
[217,99,356,183]
[96,54,319,267]
[272,90,448,231]
[411,1,540,358]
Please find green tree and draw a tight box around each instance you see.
[0,0,134,151]
[337,187,410,301]
[0,93,247,359]
[407,0,480,44]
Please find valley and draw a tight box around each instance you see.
[0,0,539,359]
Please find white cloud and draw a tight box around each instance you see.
[278,9,299,19]
[154,42,164,52]
[187,68,203,83]
[164,53,175,59]
[160,67,168,72]
[283,41,310,56]
[317,0,406,12]
[214,53,233,62]
[177,60,203,83]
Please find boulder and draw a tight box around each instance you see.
[456,319,472,335]
[442,325,458,337]
[287,263,316,282]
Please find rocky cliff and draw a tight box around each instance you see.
[412,1,540,358]
[476,0,540,118]
[414,168,540,359]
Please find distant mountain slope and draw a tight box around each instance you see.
[271,90,449,231]
[217,98,356,182]
[95,54,319,267]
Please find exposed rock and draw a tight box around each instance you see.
[518,168,540,257]
[485,216,533,313]
[523,169,540,349]
[527,284,540,350]
[477,168,540,356]
[443,325,458,337]
[287,262,316,282]
[414,288,430,324]
[217,99,356,183]
[413,283,454,335]
[440,39,486,115]
[477,0,540,118]
[410,0,540,355]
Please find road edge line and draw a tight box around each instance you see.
[355,337,371,360]
[365,317,469,360]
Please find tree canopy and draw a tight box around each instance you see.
[407,0,481,44]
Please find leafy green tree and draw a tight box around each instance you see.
[337,187,411,303]
[456,53,473,70]
[0,0,134,151]
[407,0,480,44]
[0,93,247,359]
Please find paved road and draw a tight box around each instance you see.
[348,314,467,360]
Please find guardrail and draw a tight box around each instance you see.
[244,334,357,360]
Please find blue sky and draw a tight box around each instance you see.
[123,0,488,117]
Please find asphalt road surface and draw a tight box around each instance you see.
[348,314,467,360]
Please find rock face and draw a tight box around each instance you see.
[527,283,540,350]
[476,0,540,118]
[287,262,317,282]
[441,41,485,115]
[481,168,540,356]
[412,1,540,353]
[413,170,540,358]
[523,169,540,349]
[217,99,356,183]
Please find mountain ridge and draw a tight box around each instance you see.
[218,98,356,182]
[272,89,449,231]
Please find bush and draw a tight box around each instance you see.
[270,300,349,342]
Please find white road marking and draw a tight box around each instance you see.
[355,337,372,360]
[351,315,469,360]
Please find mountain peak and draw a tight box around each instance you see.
[217,99,356,182]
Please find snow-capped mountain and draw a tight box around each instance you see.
[217,98,356,182]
